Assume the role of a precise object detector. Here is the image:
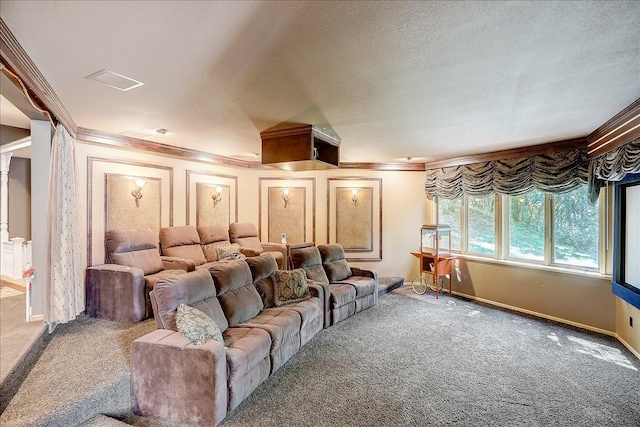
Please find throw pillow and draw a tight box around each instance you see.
[272,269,311,307]
[216,243,246,260]
[176,303,224,346]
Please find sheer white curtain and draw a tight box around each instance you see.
[45,125,83,326]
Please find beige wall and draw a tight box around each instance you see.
[616,298,640,357]
[8,156,30,240]
[75,140,430,278]
[75,139,636,347]
[451,258,615,332]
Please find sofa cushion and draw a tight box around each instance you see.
[209,260,264,326]
[319,244,351,282]
[223,327,271,375]
[329,283,357,308]
[273,269,311,307]
[112,249,164,276]
[239,309,301,350]
[152,268,228,332]
[105,228,157,258]
[339,276,378,298]
[159,226,207,265]
[290,246,329,284]
[229,223,264,254]
[223,327,271,411]
[197,225,231,262]
[246,253,278,282]
[176,303,224,345]
[246,253,278,307]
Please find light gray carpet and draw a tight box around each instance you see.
[0,294,46,383]
[0,293,48,413]
[3,288,639,426]
[0,315,155,426]
[125,288,639,427]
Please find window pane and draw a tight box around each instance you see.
[437,197,461,251]
[508,190,544,261]
[468,195,495,255]
[553,186,599,268]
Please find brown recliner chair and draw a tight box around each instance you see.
[85,227,189,322]
[159,225,236,270]
[290,244,378,326]
[228,223,287,269]
[318,243,378,313]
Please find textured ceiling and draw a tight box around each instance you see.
[1,1,639,163]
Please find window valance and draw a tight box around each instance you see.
[424,150,588,200]
[587,138,640,204]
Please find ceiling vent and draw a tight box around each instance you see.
[261,124,340,171]
[85,69,144,91]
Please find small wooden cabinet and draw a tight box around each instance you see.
[411,224,454,298]
[260,124,340,171]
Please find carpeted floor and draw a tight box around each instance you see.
[0,294,46,384]
[2,287,639,426]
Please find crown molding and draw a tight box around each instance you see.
[339,162,425,171]
[587,98,640,158]
[76,127,255,168]
[0,18,76,133]
[423,137,588,169]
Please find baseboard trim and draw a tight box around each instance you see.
[448,290,616,337]
[614,334,640,360]
[29,314,44,323]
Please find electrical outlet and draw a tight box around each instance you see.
[630,316,634,328]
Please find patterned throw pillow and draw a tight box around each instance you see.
[272,269,311,307]
[176,304,224,346]
[215,243,245,260]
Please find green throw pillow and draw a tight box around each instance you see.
[272,269,311,307]
[176,303,224,346]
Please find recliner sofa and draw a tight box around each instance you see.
[132,256,325,426]
[290,243,378,326]
[86,227,189,322]
[159,225,234,270]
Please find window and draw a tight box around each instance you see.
[436,198,461,251]
[468,195,496,255]
[552,186,599,268]
[508,190,545,262]
[436,185,600,271]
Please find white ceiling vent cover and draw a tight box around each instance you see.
[85,69,144,91]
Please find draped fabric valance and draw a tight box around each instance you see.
[587,138,640,204]
[424,150,589,200]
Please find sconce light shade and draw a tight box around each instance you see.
[212,185,223,208]
[282,188,291,209]
[351,188,359,205]
[132,179,146,207]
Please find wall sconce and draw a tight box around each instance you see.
[351,188,359,205]
[212,185,223,208]
[131,179,146,207]
[282,188,291,209]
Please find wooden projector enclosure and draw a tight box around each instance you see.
[260,124,340,171]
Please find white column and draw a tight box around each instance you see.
[30,120,51,319]
[0,152,12,243]
[10,237,25,279]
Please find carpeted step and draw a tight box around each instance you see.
[81,414,132,426]
[377,276,404,296]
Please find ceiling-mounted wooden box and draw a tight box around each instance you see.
[261,124,340,171]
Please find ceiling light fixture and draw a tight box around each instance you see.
[155,128,168,135]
